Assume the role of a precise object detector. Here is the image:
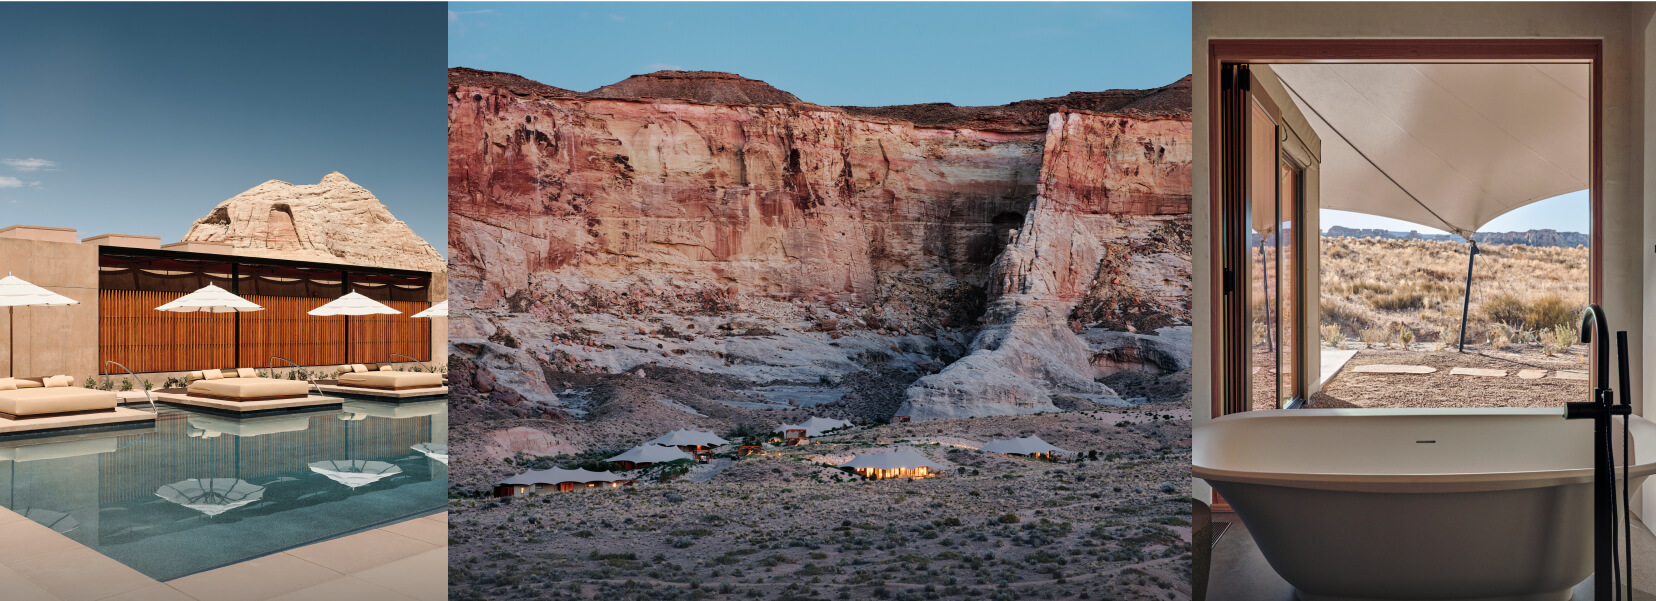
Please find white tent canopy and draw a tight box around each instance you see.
[775,417,853,437]
[980,436,1068,456]
[647,429,729,448]
[411,300,448,318]
[840,448,946,472]
[155,284,263,313]
[607,444,694,465]
[309,291,401,316]
[500,467,625,486]
[1272,63,1589,236]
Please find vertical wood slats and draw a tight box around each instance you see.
[99,290,431,373]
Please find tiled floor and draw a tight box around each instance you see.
[1207,511,1656,601]
[0,507,446,601]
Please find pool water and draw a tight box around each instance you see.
[0,399,447,581]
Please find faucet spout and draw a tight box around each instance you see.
[1581,304,1610,391]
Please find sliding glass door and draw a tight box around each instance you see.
[1222,64,1304,414]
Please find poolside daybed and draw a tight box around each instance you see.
[185,368,311,401]
[332,364,444,390]
[0,376,118,419]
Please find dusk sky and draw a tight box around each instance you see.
[0,2,448,255]
[447,2,1194,107]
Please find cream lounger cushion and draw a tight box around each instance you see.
[351,364,369,373]
[43,375,74,388]
[0,387,117,416]
[0,378,43,391]
[337,371,443,389]
[187,378,311,399]
[236,368,258,378]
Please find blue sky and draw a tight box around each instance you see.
[447,2,1193,107]
[0,3,448,256]
[1322,190,1590,235]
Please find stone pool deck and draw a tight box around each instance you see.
[0,506,446,601]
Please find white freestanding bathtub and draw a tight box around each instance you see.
[1194,408,1656,601]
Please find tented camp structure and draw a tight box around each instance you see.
[606,444,694,470]
[495,467,628,497]
[774,416,854,444]
[980,436,1069,461]
[646,429,729,461]
[840,448,946,480]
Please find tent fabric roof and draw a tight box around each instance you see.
[775,417,853,437]
[0,274,79,308]
[607,444,694,464]
[1272,63,1589,235]
[980,436,1067,456]
[309,291,402,316]
[500,467,625,486]
[647,429,729,447]
[840,448,946,472]
[155,284,263,313]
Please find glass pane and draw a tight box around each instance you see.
[1279,162,1297,407]
[1249,101,1280,411]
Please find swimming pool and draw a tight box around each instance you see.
[0,399,447,580]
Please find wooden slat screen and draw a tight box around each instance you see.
[100,290,236,374]
[348,300,433,364]
[100,290,432,373]
[238,295,347,368]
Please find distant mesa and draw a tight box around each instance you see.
[180,172,445,272]
[1321,225,1588,248]
[447,67,1190,132]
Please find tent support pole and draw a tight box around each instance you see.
[1457,240,1479,353]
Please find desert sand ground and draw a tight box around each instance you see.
[1309,345,1588,409]
[448,382,1192,601]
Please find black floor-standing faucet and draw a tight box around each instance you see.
[1564,304,1632,601]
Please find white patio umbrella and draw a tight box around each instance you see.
[309,291,401,365]
[155,284,263,367]
[410,300,447,318]
[308,459,402,488]
[0,274,79,377]
[155,478,265,517]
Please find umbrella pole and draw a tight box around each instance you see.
[8,306,13,378]
[1457,240,1479,353]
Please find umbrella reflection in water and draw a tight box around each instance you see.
[155,478,265,517]
[308,460,401,489]
[411,443,447,464]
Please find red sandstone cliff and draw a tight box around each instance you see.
[448,68,1190,421]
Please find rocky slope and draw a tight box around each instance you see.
[181,172,446,272]
[449,68,1191,422]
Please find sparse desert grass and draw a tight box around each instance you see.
[1318,237,1586,348]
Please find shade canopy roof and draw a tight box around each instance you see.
[841,448,946,472]
[1273,63,1589,236]
[0,274,78,308]
[980,436,1067,456]
[775,416,853,437]
[155,284,263,313]
[648,429,730,448]
[309,291,401,316]
[499,467,625,486]
[411,300,448,318]
[607,444,694,464]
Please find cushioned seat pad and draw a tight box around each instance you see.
[187,378,311,400]
[0,387,118,417]
[337,372,443,390]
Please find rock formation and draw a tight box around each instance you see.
[449,68,1191,421]
[181,172,446,272]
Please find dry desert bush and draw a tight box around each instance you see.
[1316,237,1586,351]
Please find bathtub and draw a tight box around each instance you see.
[1194,408,1656,601]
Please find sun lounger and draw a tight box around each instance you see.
[183,369,311,401]
[0,376,118,419]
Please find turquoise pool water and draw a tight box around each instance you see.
[0,399,447,580]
